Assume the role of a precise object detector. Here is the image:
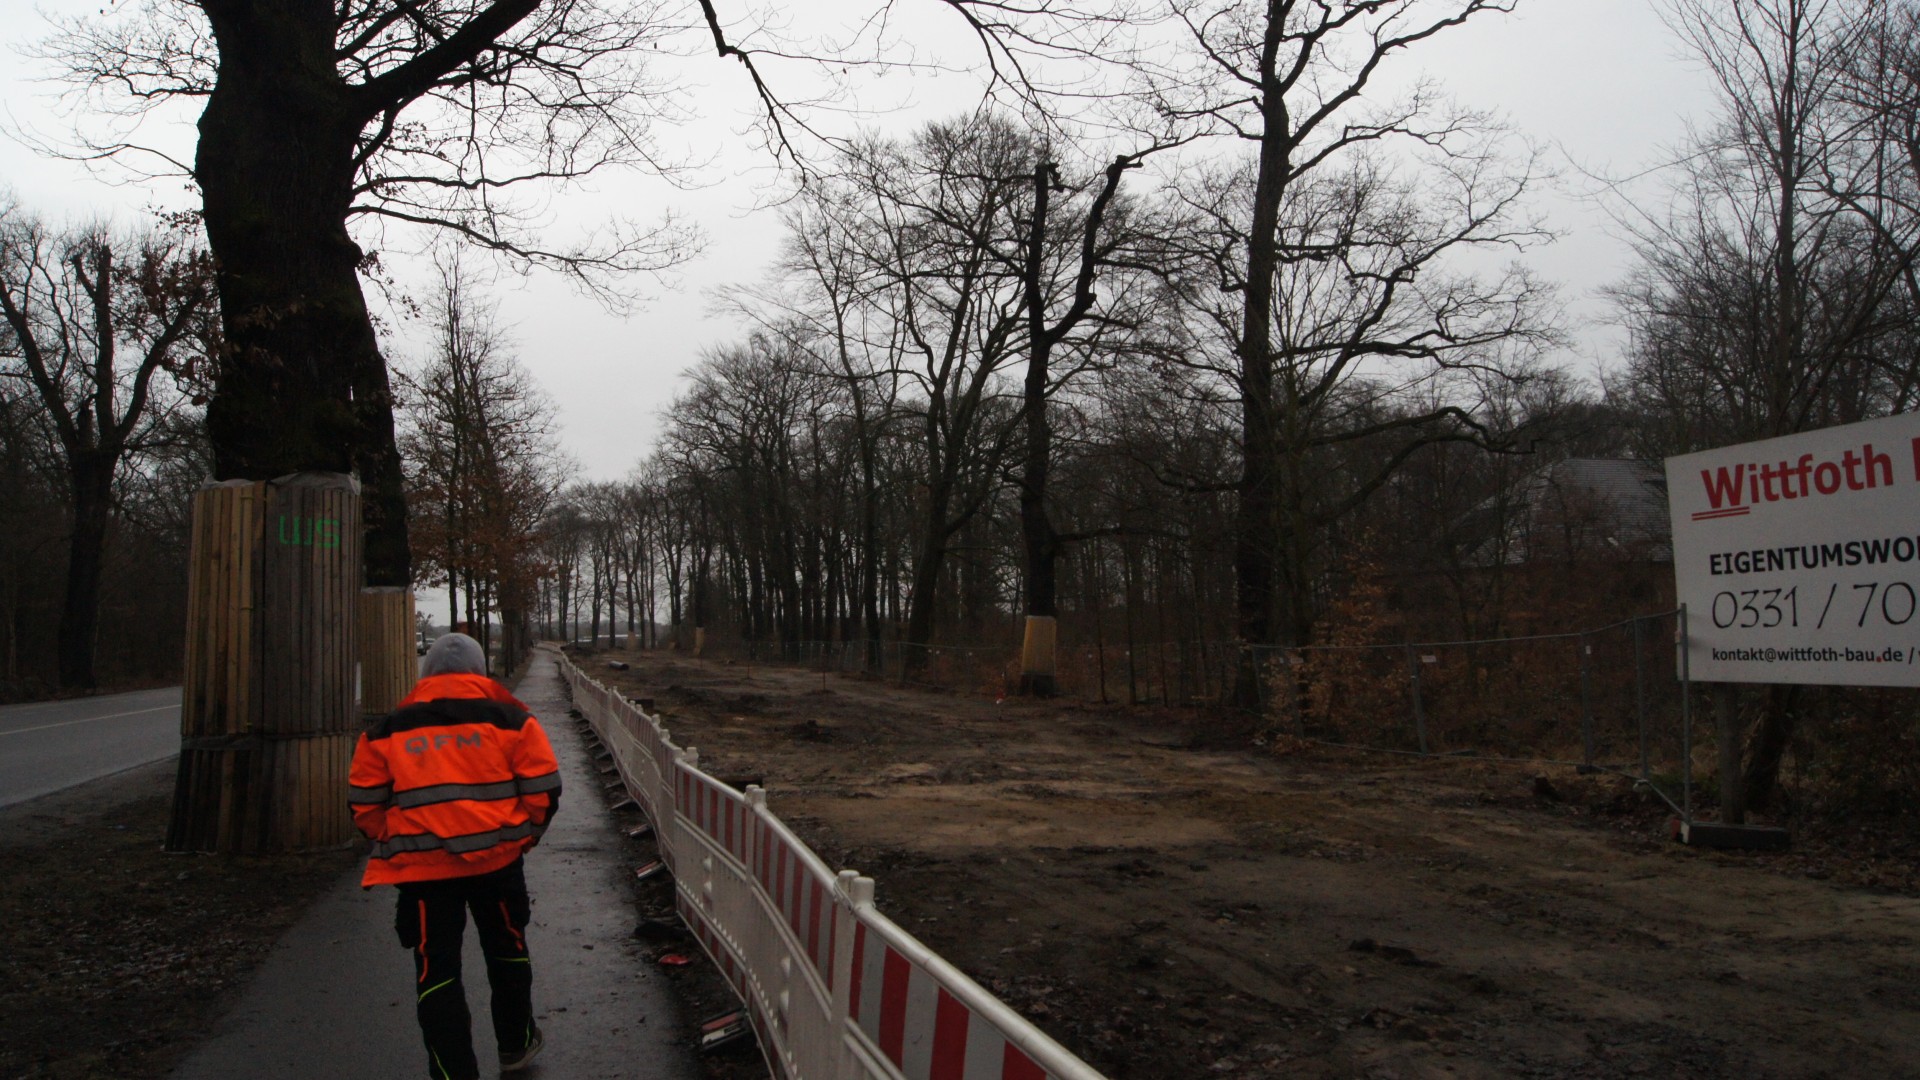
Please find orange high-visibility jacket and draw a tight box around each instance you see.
[348,673,562,887]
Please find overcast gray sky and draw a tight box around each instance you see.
[2,0,1713,485]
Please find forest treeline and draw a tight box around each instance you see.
[529,0,1920,813]
[6,1,1920,813]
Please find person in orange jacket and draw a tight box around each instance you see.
[349,633,561,1079]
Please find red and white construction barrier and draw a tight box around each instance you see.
[556,651,1106,1080]
[847,911,1072,1080]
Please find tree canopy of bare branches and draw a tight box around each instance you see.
[37,0,702,586]
[1610,0,1920,814]
[399,256,567,669]
[1146,0,1555,697]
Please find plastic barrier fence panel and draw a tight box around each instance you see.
[555,650,1107,1080]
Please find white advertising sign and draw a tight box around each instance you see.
[1667,412,1920,686]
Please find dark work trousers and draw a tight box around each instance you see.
[394,858,537,1080]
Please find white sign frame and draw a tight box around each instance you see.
[1667,411,1920,687]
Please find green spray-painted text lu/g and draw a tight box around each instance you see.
[277,516,340,549]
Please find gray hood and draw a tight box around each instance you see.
[420,632,487,677]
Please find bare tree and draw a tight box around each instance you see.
[1011,143,1183,693]
[1613,0,1919,815]
[750,195,905,665]
[0,390,70,691]
[1827,0,1920,373]
[32,0,1156,593]
[835,114,1039,659]
[1618,0,1911,449]
[536,495,589,640]
[1151,0,1553,702]
[37,0,699,586]
[0,202,214,689]
[398,256,565,672]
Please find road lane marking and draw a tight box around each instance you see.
[0,705,178,737]
[0,691,177,719]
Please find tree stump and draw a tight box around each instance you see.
[168,473,361,853]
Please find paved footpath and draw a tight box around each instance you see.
[172,648,702,1080]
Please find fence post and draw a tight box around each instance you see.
[1405,645,1429,754]
[1578,633,1596,768]
[1679,604,1693,827]
[1252,645,1267,712]
[829,868,860,1073]
[676,746,698,870]
[1093,641,1108,704]
[745,785,766,913]
[1287,651,1303,735]
[1221,646,1233,709]
[1633,617,1649,780]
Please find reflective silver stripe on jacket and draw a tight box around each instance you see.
[391,779,521,809]
[347,784,392,805]
[368,820,541,861]
[516,771,562,795]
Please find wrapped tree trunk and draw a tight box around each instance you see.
[1019,616,1059,695]
[168,473,361,853]
[357,586,416,719]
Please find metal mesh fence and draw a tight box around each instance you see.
[1250,611,1689,811]
[737,639,1017,693]
[715,611,1694,814]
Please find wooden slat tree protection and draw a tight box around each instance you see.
[1019,615,1058,695]
[168,473,361,853]
[357,587,416,718]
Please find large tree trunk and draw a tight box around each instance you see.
[781,543,803,656]
[56,458,114,690]
[859,445,883,670]
[902,479,954,667]
[1231,17,1291,707]
[1018,163,1062,623]
[354,361,412,587]
[1275,457,1319,648]
[589,570,602,646]
[1013,154,1138,695]
[1017,165,1061,696]
[195,3,409,585]
[1017,379,1060,696]
[666,557,683,641]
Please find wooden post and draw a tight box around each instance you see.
[1018,615,1058,696]
[168,472,361,853]
[358,586,416,719]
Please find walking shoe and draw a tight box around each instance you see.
[500,1026,544,1073]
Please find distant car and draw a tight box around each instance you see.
[416,638,431,655]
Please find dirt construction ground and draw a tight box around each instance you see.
[589,647,1920,1080]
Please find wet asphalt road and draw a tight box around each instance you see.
[0,687,180,808]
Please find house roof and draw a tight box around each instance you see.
[1471,457,1673,564]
